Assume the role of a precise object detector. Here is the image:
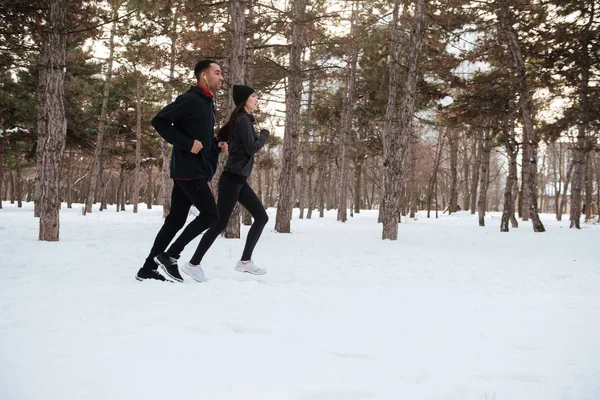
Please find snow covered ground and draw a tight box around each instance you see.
[1,203,599,400]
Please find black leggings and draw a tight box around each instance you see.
[190,173,268,265]
[144,179,218,269]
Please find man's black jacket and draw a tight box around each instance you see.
[151,86,221,181]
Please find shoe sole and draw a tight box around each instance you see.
[235,267,267,276]
[135,273,171,283]
[181,267,208,283]
[154,257,184,283]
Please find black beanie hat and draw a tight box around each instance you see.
[233,84,255,107]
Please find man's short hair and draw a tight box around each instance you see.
[194,59,217,80]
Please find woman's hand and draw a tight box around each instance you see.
[218,141,229,154]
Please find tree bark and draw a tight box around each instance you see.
[354,159,362,214]
[84,4,117,215]
[223,0,247,238]
[160,5,181,218]
[307,137,327,219]
[380,0,402,228]
[596,153,600,222]
[584,153,593,221]
[477,127,490,227]
[550,142,562,220]
[499,3,545,232]
[15,158,22,208]
[427,132,444,218]
[408,135,417,218]
[448,128,459,213]
[133,74,142,213]
[519,135,529,220]
[382,0,427,239]
[299,74,314,219]
[275,0,306,233]
[9,170,15,204]
[569,2,594,228]
[0,139,3,209]
[146,165,153,209]
[560,161,574,219]
[37,0,67,241]
[470,135,479,214]
[501,118,519,231]
[65,148,74,208]
[461,136,470,211]
[337,2,359,223]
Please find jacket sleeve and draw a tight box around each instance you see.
[210,136,222,157]
[151,95,195,152]
[236,116,270,155]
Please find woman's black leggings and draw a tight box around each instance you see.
[190,173,268,265]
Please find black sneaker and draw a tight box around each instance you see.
[154,253,184,282]
[135,268,167,282]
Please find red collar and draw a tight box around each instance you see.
[196,84,214,98]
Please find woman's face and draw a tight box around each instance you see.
[244,93,259,113]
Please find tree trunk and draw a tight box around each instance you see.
[116,167,125,212]
[408,136,417,218]
[15,159,22,208]
[337,3,359,223]
[99,164,108,211]
[133,74,142,213]
[146,165,153,209]
[596,153,600,222]
[328,166,336,210]
[9,170,15,204]
[84,4,117,215]
[448,128,459,213]
[160,6,181,218]
[299,75,314,219]
[265,167,272,207]
[65,148,73,208]
[461,136,470,211]
[382,0,427,239]
[26,179,33,203]
[584,154,593,221]
[499,3,545,232]
[569,2,594,228]
[275,0,306,233]
[427,132,444,218]
[319,171,325,218]
[470,135,479,214]
[538,150,547,213]
[354,159,362,214]
[560,161,574,219]
[257,166,263,205]
[223,0,247,238]
[551,142,562,220]
[477,127,490,227]
[363,162,371,210]
[501,117,518,232]
[37,0,67,241]
[0,139,3,209]
[243,15,256,226]
[380,0,402,228]
[307,137,327,219]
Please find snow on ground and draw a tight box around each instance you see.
[1,203,599,400]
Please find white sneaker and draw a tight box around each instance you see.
[235,260,266,275]
[181,262,208,282]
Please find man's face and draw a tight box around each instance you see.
[202,63,223,92]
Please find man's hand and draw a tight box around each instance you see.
[190,140,203,154]
[218,141,229,154]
